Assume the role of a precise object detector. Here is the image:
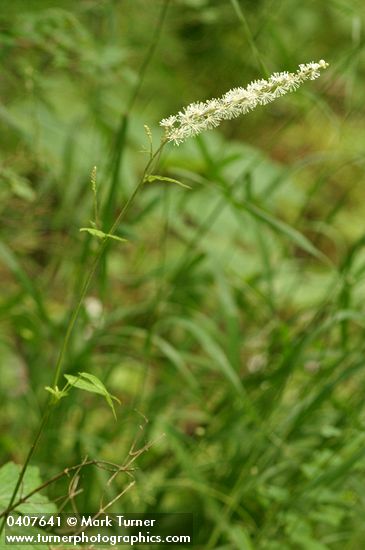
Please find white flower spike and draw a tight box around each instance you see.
[160,60,329,145]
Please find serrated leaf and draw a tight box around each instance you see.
[0,462,57,515]
[79,227,127,243]
[144,174,191,189]
[64,373,121,419]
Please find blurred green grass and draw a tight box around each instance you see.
[1,0,365,548]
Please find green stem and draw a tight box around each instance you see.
[53,142,165,389]
[103,0,170,230]
[0,141,166,536]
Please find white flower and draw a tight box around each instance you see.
[160,115,177,128]
[160,60,329,145]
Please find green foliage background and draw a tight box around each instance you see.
[1,0,365,548]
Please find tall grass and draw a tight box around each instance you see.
[1,1,365,548]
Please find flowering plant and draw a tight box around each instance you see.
[160,60,328,145]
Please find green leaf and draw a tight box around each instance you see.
[79,227,127,243]
[144,174,191,189]
[235,199,332,266]
[0,462,57,550]
[162,317,244,393]
[153,335,199,390]
[0,462,54,515]
[64,372,121,419]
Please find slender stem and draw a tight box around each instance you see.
[0,141,166,536]
[52,142,165,389]
[0,4,171,533]
[103,0,170,230]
